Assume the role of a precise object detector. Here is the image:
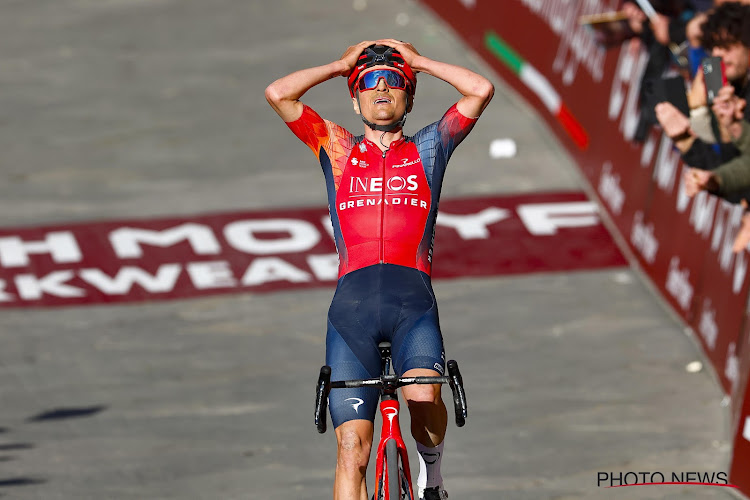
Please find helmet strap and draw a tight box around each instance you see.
[356,93,408,132]
[360,113,407,132]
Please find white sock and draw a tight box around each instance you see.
[416,441,444,491]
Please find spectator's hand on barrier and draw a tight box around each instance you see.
[339,41,377,77]
[684,168,715,197]
[733,200,750,253]
[687,70,707,110]
[622,2,647,34]
[650,13,671,46]
[655,102,692,140]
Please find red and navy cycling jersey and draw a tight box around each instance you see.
[287,103,477,278]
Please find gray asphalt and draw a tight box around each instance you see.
[0,1,735,499]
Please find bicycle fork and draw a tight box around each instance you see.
[374,398,414,500]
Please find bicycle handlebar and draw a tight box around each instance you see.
[329,376,448,389]
[314,361,468,433]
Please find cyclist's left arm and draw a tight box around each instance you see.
[375,39,494,118]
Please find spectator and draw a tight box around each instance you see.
[623,0,700,47]
[626,0,703,141]
[683,85,747,198]
[655,1,750,170]
[681,82,750,252]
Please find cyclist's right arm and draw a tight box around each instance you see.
[265,62,346,122]
[265,41,375,122]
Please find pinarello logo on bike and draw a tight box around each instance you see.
[383,407,399,424]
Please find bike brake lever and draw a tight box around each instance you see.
[315,366,332,434]
[446,360,467,427]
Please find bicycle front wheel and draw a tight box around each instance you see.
[386,439,400,500]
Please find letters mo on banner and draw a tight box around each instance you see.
[0,194,624,306]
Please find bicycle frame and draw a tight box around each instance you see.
[375,398,414,500]
[314,343,467,500]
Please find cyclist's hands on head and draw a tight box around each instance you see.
[340,41,376,76]
[376,39,422,70]
[375,39,494,118]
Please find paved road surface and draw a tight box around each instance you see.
[0,1,734,499]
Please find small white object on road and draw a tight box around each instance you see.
[613,272,633,284]
[489,138,517,158]
[685,361,703,373]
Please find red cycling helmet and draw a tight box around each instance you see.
[347,44,417,98]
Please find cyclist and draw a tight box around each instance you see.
[266,40,493,500]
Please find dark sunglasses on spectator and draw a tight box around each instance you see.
[356,69,409,92]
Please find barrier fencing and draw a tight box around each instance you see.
[420,0,750,493]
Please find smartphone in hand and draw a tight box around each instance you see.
[702,56,728,104]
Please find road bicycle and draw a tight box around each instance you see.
[315,342,468,500]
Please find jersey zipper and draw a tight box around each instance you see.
[380,147,387,264]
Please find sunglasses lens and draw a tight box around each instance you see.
[357,70,407,91]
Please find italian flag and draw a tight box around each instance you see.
[485,31,589,150]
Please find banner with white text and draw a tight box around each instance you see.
[0,193,624,307]
[419,0,750,495]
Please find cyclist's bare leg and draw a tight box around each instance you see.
[334,419,374,500]
[401,368,447,446]
[402,368,448,495]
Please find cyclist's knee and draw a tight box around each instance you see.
[338,429,369,452]
[402,369,443,405]
[335,423,373,473]
[404,383,441,405]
